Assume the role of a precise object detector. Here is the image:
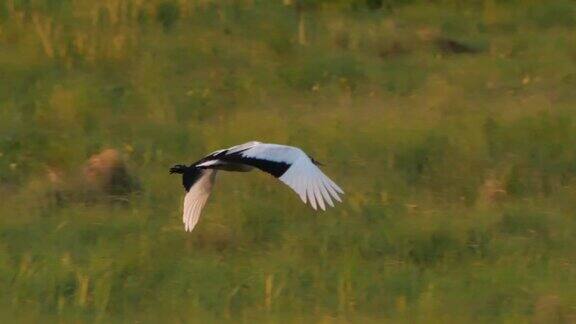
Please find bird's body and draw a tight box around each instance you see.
[170,141,344,232]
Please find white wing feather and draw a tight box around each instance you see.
[234,143,344,210]
[182,170,216,232]
[263,149,344,210]
[236,143,302,164]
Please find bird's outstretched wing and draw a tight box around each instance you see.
[197,142,344,210]
[277,153,344,210]
[182,169,216,232]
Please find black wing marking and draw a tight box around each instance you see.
[222,152,291,177]
[195,149,291,178]
[182,167,203,191]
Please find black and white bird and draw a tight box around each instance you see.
[170,141,344,232]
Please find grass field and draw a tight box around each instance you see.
[2,0,576,322]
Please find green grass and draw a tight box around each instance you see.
[2,0,576,322]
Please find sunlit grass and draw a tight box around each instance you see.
[1,0,576,322]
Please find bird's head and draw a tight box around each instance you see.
[169,164,187,174]
[310,157,324,166]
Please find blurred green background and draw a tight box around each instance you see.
[2,0,576,322]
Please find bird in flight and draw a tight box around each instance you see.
[170,141,344,232]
